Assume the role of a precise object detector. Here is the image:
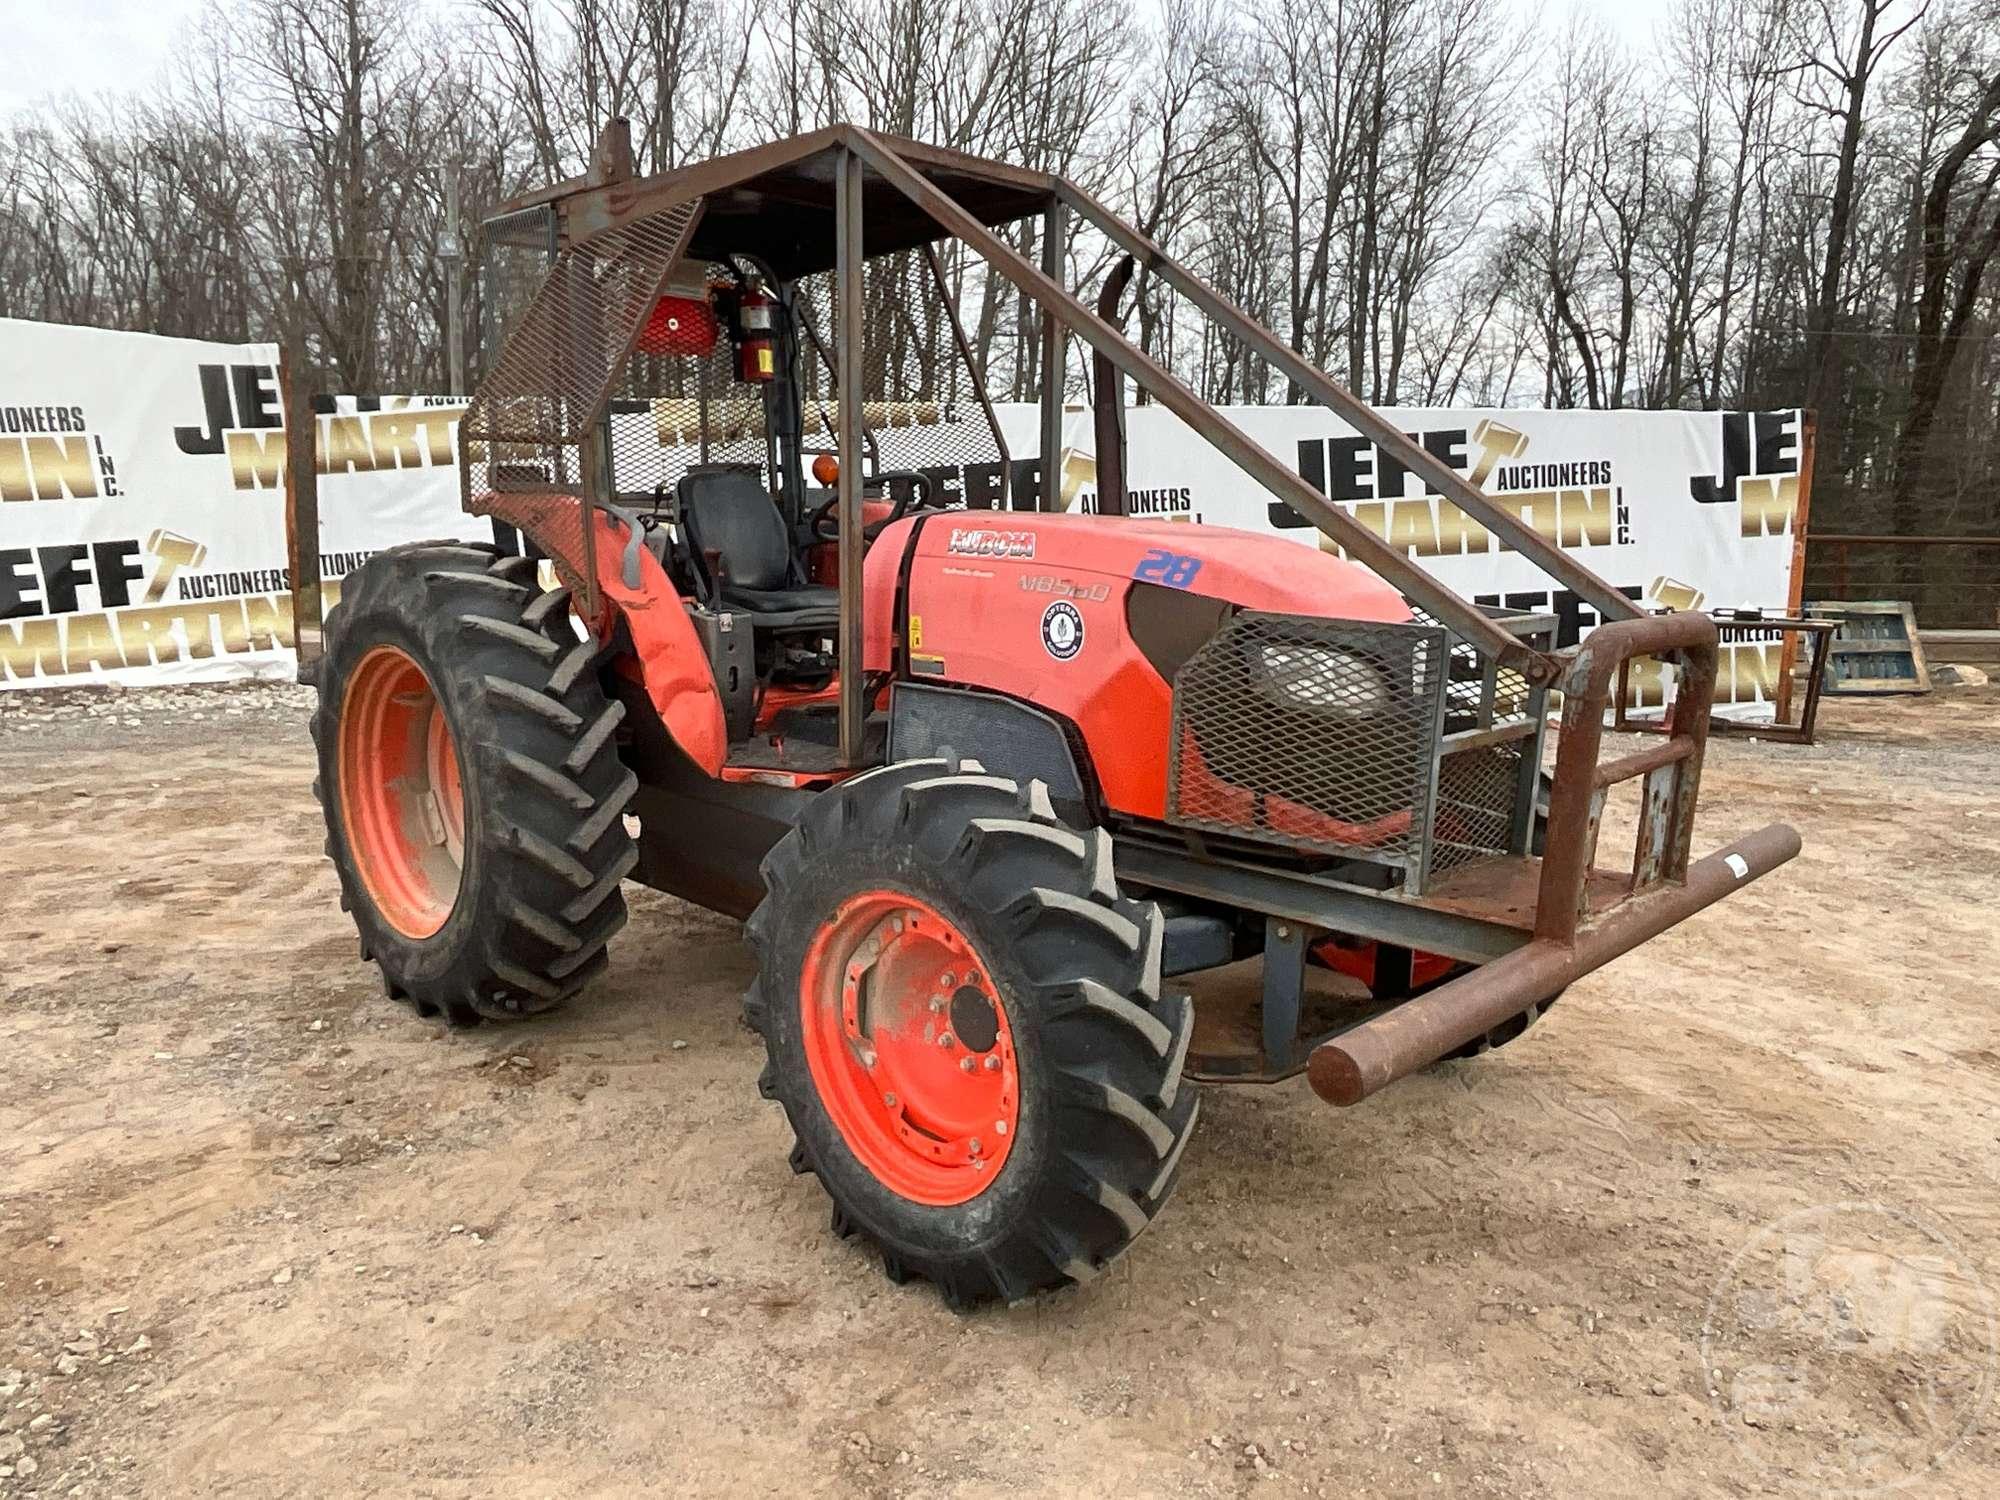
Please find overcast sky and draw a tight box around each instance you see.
[1,0,208,116]
[0,0,1679,119]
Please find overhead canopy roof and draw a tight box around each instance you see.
[494,126,1058,280]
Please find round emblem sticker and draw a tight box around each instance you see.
[1041,600,1084,661]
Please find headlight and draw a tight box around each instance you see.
[1254,642,1389,719]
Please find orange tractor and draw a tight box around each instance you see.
[301,124,1799,1307]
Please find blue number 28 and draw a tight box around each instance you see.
[1134,549,1202,589]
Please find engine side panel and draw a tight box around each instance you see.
[863,513,1413,821]
[887,682,1091,819]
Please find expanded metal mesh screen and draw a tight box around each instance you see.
[465,199,706,448]
[1432,743,1528,872]
[1409,607,1553,877]
[461,198,706,608]
[791,250,1012,509]
[1167,613,1447,869]
[476,204,558,388]
[1432,640,1536,875]
[604,260,769,512]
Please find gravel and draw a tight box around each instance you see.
[0,678,315,752]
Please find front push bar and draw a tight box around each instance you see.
[1310,612,1800,1105]
[1306,821,1799,1105]
[1312,612,1800,1120]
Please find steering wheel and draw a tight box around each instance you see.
[810,471,939,542]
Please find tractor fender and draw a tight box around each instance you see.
[580,506,729,777]
[476,492,728,778]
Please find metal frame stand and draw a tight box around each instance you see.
[281,350,324,683]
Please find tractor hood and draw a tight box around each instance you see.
[865,511,1420,821]
[867,511,1414,639]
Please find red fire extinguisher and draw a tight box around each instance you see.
[734,288,777,382]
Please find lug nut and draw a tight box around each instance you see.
[860,1048,877,1068]
[959,1057,974,1073]
[968,1138,982,1156]
[939,1033,955,1049]
[982,1055,1000,1073]
[939,972,955,988]
[994,1119,1008,1136]
[884,1092,898,1108]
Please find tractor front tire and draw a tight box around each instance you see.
[311,542,637,1026]
[1441,990,1561,1059]
[744,761,1198,1309]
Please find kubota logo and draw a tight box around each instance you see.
[947,527,1035,560]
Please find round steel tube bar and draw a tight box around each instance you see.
[1307,821,1801,1107]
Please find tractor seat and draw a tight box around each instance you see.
[677,467,839,630]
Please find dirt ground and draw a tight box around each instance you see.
[2,677,1998,1499]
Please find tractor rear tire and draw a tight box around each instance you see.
[311,541,637,1027]
[744,760,1198,1309]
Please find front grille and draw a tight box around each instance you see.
[1166,613,1447,867]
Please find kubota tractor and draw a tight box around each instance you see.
[299,123,1800,1308]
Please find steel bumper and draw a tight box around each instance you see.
[1305,821,1801,1106]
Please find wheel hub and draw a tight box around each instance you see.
[800,892,1020,1205]
[338,645,465,940]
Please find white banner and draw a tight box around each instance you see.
[1041,403,1806,713]
[2,318,1802,709]
[0,319,478,689]
[1053,404,1803,628]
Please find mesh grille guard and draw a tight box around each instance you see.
[1167,614,1447,870]
[1165,609,1556,892]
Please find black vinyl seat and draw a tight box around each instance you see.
[677,468,839,630]
[722,580,840,614]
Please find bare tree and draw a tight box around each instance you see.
[1789,0,1930,411]
[0,0,1996,563]
[1890,4,2000,519]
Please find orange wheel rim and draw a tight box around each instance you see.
[800,892,1020,1205]
[338,645,466,939]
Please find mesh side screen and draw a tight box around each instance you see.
[475,204,556,390]
[464,198,705,448]
[1431,648,1537,873]
[1405,605,1546,875]
[1432,742,1527,872]
[793,250,1009,510]
[1167,613,1446,866]
[461,198,705,608]
[606,263,768,510]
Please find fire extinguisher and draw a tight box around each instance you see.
[734,288,777,383]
